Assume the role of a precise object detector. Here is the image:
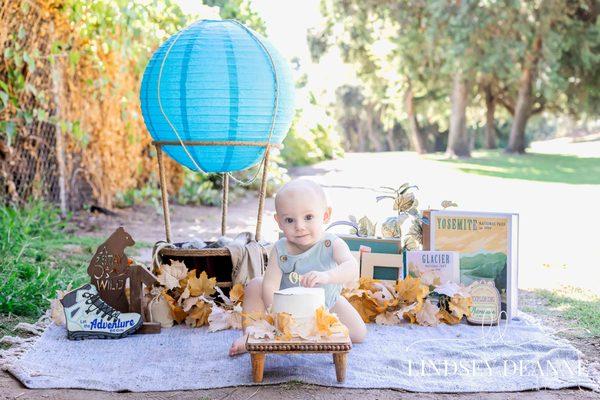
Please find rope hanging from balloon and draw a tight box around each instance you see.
[156,19,280,187]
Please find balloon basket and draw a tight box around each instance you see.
[152,140,277,289]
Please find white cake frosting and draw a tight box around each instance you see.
[271,287,325,318]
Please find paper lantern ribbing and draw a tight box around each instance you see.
[140,20,295,173]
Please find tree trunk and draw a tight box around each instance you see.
[506,36,542,154]
[484,83,497,149]
[446,73,470,158]
[404,82,427,154]
[357,120,367,152]
[365,110,383,151]
[385,128,395,151]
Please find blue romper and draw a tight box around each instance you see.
[275,232,342,310]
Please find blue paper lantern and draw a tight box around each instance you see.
[140,20,295,173]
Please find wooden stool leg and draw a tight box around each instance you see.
[333,352,348,382]
[251,353,266,383]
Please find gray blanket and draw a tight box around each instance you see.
[3,313,598,392]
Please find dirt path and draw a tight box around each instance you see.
[2,151,599,399]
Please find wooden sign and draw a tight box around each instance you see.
[87,227,135,312]
[467,280,501,326]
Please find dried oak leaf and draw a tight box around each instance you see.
[415,300,439,326]
[185,300,212,327]
[395,275,429,306]
[162,291,187,324]
[187,270,216,297]
[437,308,461,325]
[449,295,473,318]
[346,292,380,323]
[229,283,244,304]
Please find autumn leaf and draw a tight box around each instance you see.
[435,282,470,298]
[165,260,188,279]
[449,295,473,318]
[185,300,212,327]
[415,300,439,326]
[50,286,71,325]
[375,311,401,326]
[346,292,380,323]
[181,296,200,312]
[157,260,188,290]
[229,283,244,304]
[395,276,429,306]
[358,276,378,291]
[187,270,216,297]
[162,291,187,324]
[437,308,461,325]
[398,302,420,323]
[276,312,294,341]
[208,305,233,332]
[242,311,274,329]
[315,306,339,336]
[247,319,276,340]
[179,286,191,301]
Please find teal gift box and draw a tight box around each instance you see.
[336,234,402,254]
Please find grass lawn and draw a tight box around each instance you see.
[0,203,148,338]
[428,150,600,185]
[522,287,600,337]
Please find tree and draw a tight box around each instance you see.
[203,0,267,35]
[499,1,598,153]
[310,0,450,154]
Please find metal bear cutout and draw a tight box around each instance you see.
[87,227,135,312]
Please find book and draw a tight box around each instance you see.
[423,210,519,321]
[405,250,460,287]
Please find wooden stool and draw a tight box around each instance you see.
[246,336,352,383]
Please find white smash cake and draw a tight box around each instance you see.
[272,287,325,339]
[271,287,325,318]
[246,287,348,341]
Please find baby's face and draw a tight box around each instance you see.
[275,190,331,249]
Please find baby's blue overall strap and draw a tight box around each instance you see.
[275,232,342,309]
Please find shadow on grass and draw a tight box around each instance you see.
[528,287,600,336]
[430,150,600,185]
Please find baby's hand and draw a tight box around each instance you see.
[300,271,330,288]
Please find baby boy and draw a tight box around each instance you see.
[229,178,367,356]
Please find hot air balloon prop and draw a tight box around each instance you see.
[140,19,295,243]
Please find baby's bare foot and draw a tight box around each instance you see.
[229,333,249,357]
